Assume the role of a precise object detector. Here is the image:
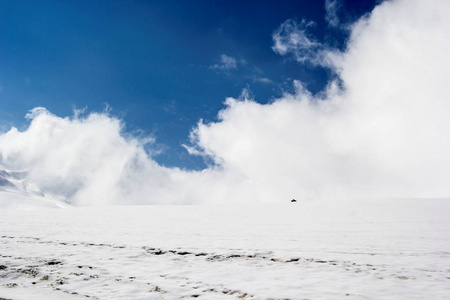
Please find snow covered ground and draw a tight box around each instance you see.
[0,170,68,209]
[1,199,449,299]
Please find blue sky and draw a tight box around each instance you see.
[0,0,376,169]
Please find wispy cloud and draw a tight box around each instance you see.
[250,76,273,84]
[253,77,272,84]
[209,54,238,70]
[271,19,334,67]
[325,0,340,27]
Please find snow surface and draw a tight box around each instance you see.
[0,169,67,209]
[1,199,449,299]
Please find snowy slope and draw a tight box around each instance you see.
[0,199,449,299]
[0,169,68,209]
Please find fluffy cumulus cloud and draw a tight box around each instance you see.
[0,108,177,205]
[1,0,449,206]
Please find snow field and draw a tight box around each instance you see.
[0,199,449,299]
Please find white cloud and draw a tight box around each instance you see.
[1,0,450,206]
[325,0,340,27]
[271,19,334,67]
[209,54,238,70]
[250,76,273,84]
[196,0,450,200]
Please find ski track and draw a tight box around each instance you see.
[1,201,450,299]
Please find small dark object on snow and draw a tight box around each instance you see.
[291,199,297,203]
